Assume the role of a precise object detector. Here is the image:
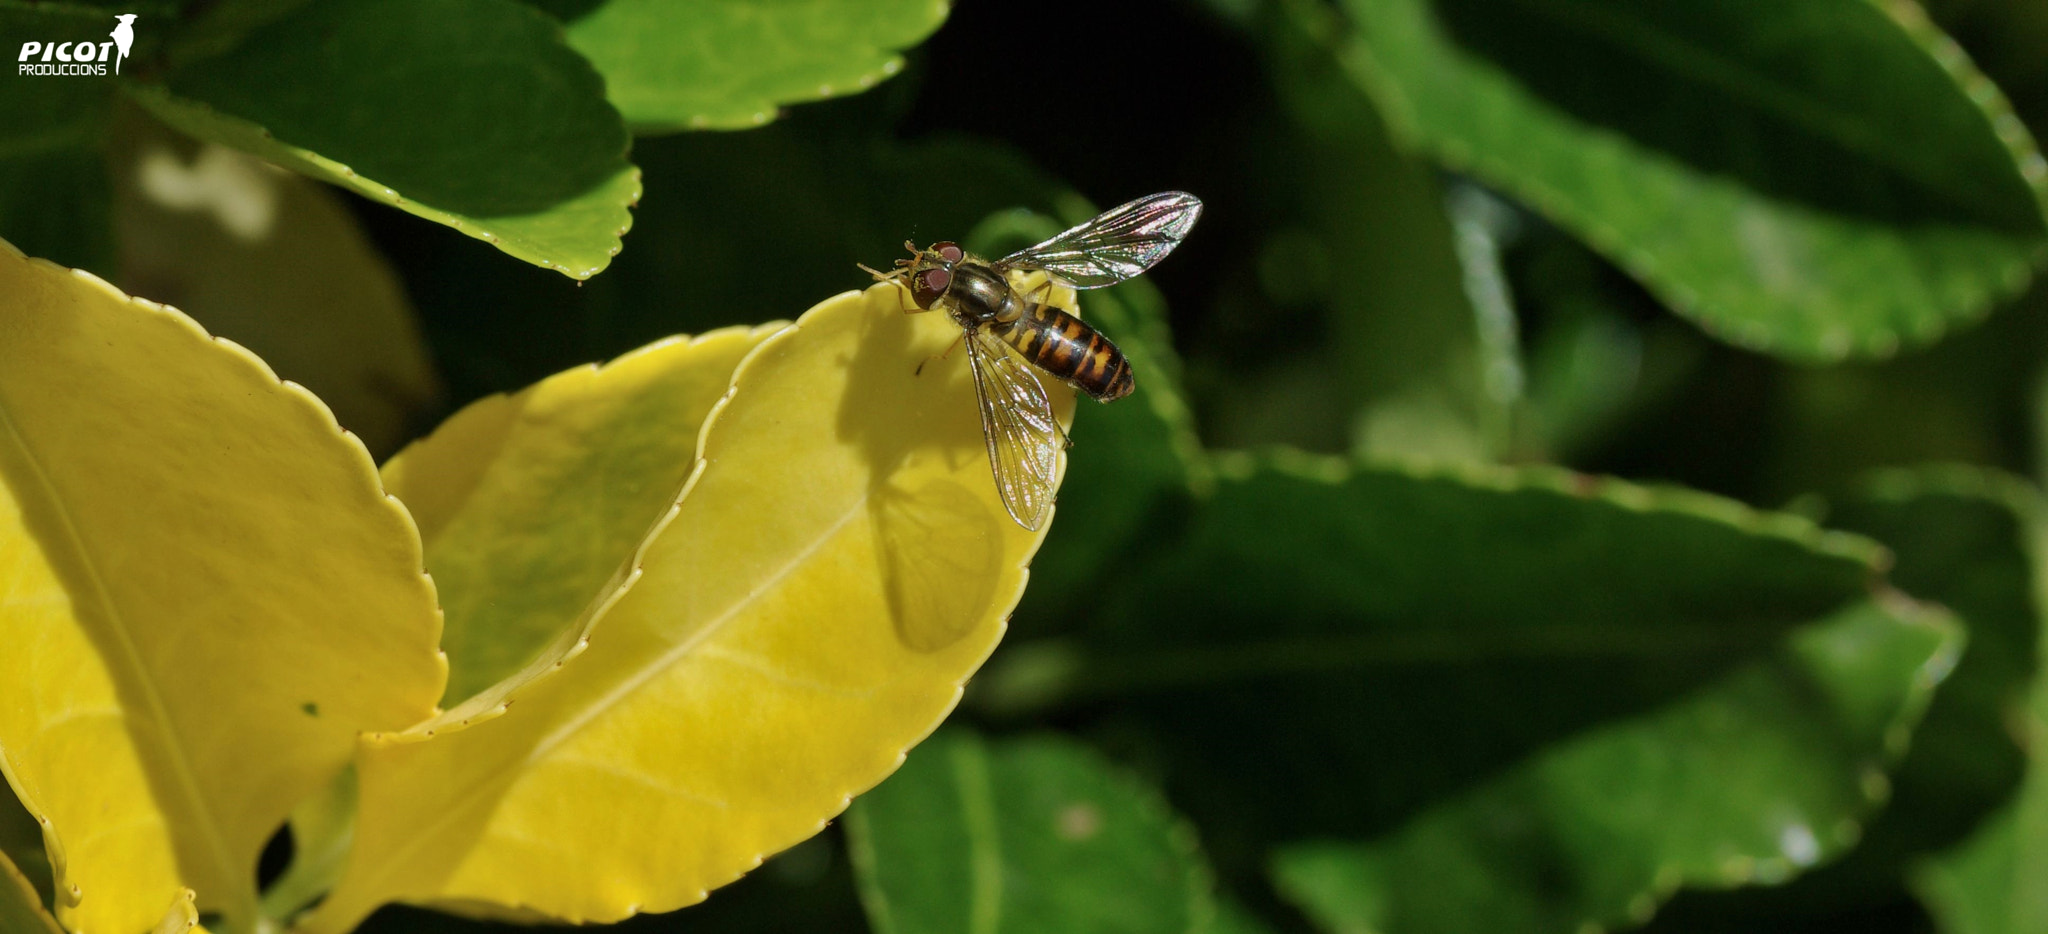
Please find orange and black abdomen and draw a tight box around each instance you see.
[997,304,1135,402]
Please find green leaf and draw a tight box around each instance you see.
[1266,0,1498,461]
[0,789,50,928]
[537,0,949,133]
[980,453,1892,880]
[0,848,61,934]
[1337,0,2048,360]
[1273,596,1958,934]
[846,730,1214,934]
[143,0,637,278]
[1819,469,2041,865]
[1909,474,2048,934]
[1631,467,2046,928]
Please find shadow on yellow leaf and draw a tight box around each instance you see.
[303,284,1076,930]
[0,241,446,934]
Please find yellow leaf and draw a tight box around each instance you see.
[110,113,442,458]
[303,284,1074,930]
[382,323,786,709]
[0,243,446,934]
[152,889,197,934]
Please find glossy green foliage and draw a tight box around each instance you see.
[980,453,1952,931]
[1273,597,1956,934]
[1337,0,2048,360]
[0,0,953,279]
[847,730,1213,934]
[538,0,950,132]
[6,2,2048,934]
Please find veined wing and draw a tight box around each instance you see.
[963,327,1061,531]
[1000,191,1203,289]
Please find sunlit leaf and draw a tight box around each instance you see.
[382,323,783,707]
[137,0,638,279]
[847,730,1214,934]
[111,116,441,456]
[536,0,950,132]
[301,284,1075,931]
[1338,0,2048,360]
[0,243,445,933]
[1273,596,1958,934]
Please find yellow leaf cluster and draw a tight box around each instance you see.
[0,235,1072,934]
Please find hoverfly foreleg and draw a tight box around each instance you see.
[914,331,967,376]
[857,261,926,314]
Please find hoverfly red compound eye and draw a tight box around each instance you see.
[911,266,952,307]
[933,241,963,264]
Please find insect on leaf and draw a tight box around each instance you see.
[300,284,1075,931]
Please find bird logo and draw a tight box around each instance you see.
[109,14,135,74]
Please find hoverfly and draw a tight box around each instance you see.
[861,191,1203,531]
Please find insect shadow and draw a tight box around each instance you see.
[834,292,1003,653]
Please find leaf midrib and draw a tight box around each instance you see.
[343,495,873,915]
[0,391,250,925]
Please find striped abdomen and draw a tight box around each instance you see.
[995,303,1134,402]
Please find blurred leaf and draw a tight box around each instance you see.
[141,0,637,278]
[260,767,357,926]
[1273,596,1958,934]
[385,114,1063,401]
[537,0,948,133]
[1914,634,2048,934]
[846,730,1214,934]
[302,287,1076,931]
[1822,469,2041,865]
[0,847,60,934]
[1763,285,2048,501]
[1337,0,2048,360]
[1628,466,2046,930]
[0,785,47,913]
[0,5,117,272]
[110,113,440,456]
[381,323,778,705]
[983,452,1890,879]
[1200,0,1491,458]
[0,242,445,933]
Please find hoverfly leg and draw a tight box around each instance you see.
[857,262,925,314]
[914,332,966,376]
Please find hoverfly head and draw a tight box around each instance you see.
[910,265,952,309]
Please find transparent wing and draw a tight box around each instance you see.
[963,328,1061,531]
[1000,191,1203,289]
